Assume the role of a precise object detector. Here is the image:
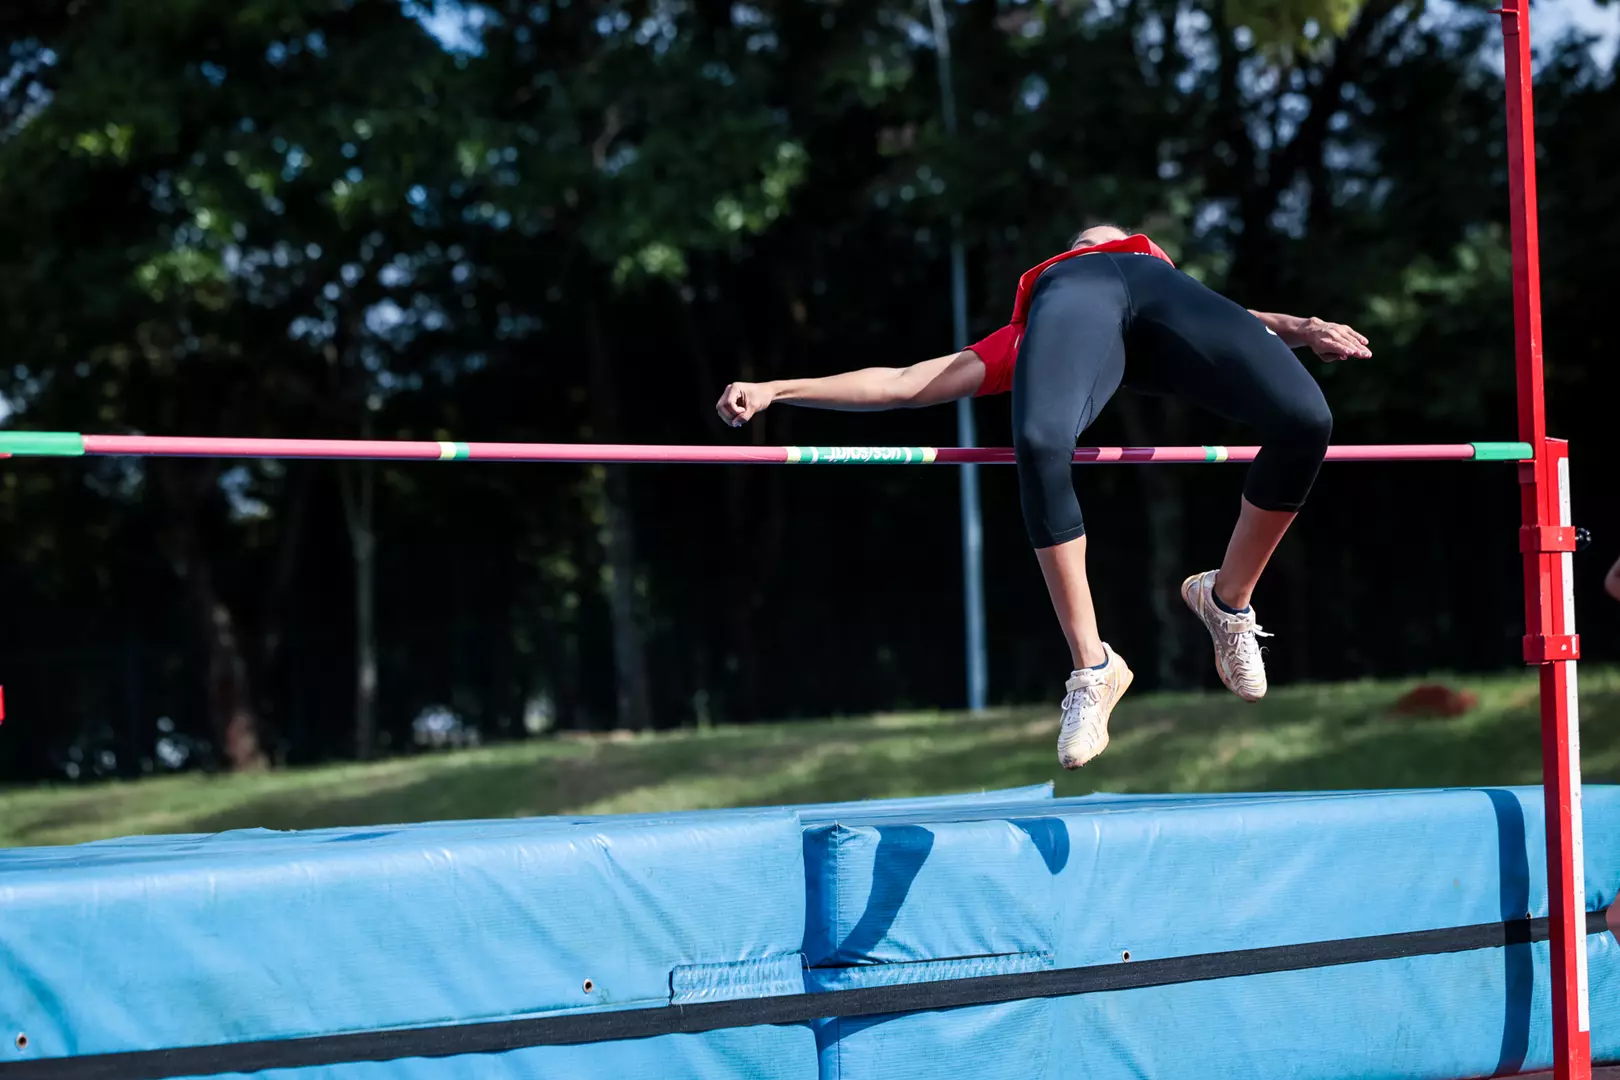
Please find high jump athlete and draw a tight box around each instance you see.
[716,226,1371,769]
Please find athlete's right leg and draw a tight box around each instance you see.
[1011,257,1135,768]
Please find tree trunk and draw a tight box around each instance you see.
[258,463,313,709]
[678,279,747,722]
[327,307,383,760]
[340,456,379,760]
[1271,522,1313,682]
[154,462,268,770]
[679,269,793,725]
[193,555,269,770]
[585,295,653,731]
[599,467,653,731]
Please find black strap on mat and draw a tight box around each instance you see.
[2,910,1607,1080]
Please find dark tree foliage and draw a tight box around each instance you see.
[0,0,1614,781]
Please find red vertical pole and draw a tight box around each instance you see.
[1499,3,1590,1078]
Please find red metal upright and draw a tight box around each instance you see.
[1498,3,1589,1078]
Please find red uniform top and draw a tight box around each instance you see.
[968,233,1175,397]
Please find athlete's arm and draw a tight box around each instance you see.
[1606,554,1620,602]
[716,349,985,427]
[1248,311,1371,361]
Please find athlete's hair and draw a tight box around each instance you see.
[1070,223,1129,248]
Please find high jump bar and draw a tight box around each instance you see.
[0,432,1533,465]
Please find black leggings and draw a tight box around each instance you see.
[1011,252,1333,548]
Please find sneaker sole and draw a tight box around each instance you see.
[1180,574,1266,704]
[1059,660,1134,770]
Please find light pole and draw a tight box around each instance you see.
[926,0,988,713]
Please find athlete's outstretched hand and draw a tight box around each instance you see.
[716,381,775,427]
[1296,318,1370,362]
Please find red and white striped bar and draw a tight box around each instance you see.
[934,443,1506,465]
[81,435,796,464]
[0,433,1533,465]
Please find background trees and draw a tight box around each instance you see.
[1,0,1615,781]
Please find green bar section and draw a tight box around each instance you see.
[1471,441,1534,461]
[0,431,86,457]
[449,442,470,460]
[796,446,930,463]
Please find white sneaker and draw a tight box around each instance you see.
[1057,644,1134,770]
[1181,570,1271,702]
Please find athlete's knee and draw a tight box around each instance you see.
[1244,390,1331,512]
[1015,413,1084,547]
[1266,387,1333,453]
[1293,395,1333,453]
[1014,412,1076,467]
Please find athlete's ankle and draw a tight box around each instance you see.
[1212,580,1252,614]
[1073,644,1108,670]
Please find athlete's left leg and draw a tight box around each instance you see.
[1116,255,1333,700]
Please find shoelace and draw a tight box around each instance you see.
[1061,674,1105,727]
[1218,614,1273,664]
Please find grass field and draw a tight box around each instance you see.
[4,668,1618,848]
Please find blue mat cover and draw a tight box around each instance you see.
[0,787,1049,1077]
[804,787,1620,1080]
[3,783,1614,1080]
